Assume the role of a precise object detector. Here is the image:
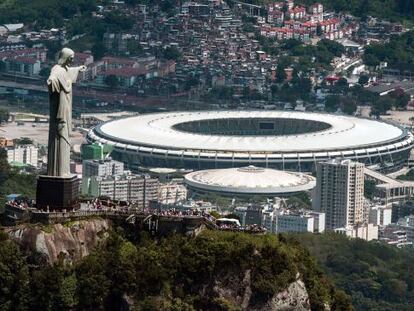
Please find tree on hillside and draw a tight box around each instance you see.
[394,93,410,110]
[276,65,287,83]
[14,137,34,145]
[92,41,106,60]
[325,95,340,112]
[39,67,51,78]
[0,108,9,123]
[105,75,119,90]
[341,98,357,115]
[371,96,393,116]
[0,148,10,186]
[162,47,182,61]
[358,75,369,86]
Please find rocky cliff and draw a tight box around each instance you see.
[213,270,312,311]
[6,218,110,263]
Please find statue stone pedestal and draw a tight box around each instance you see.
[36,175,80,211]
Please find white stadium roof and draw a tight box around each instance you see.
[95,111,407,153]
[88,110,414,172]
[184,166,316,195]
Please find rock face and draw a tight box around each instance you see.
[257,279,310,311]
[213,270,310,311]
[6,218,110,263]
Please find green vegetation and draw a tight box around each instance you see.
[104,75,119,90]
[0,0,97,27]
[364,180,377,199]
[287,39,345,70]
[162,46,182,61]
[204,86,235,101]
[0,149,36,209]
[364,31,414,67]
[286,192,312,209]
[397,169,414,181]
[13,137,34,145]
[0,108,9,123]
[294,233,414,311]
[0,229,353,310]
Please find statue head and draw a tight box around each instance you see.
[58,48,75,66]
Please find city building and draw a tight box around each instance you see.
[158,183,188,205]
[83,173,158,206]
[234,206,248,226]
[82,158,124,178]
[81,143,104,161]
[278,213,314,233]
[245,204,264,226]
[364,168,414,205]
[234,200,325,234]
[379,226,413,248]
[6,145,38,167]
[313,159,365,229]
[262,208,278,233]
[369,205,392,226]
[335,223,379,241]
[3,57,40,76]
[0,137,13,147]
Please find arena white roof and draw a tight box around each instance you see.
[184,166,316,194]
[94,111,408,153]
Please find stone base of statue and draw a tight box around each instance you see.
[36,175,80,211]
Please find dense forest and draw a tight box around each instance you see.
[3,224,414,310]
[294,233,414,311]
[364,31,414,67]
[0,228,353,310]
[0,0,98,27]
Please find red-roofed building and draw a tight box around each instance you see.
[0,48,47,62]
[267,9,284,25]
[287,7,306,20]
[97,67,147,87]
[318,18,340,33]
[101,56,139,70]
[267,2,284,12]
[302,21,318,33]
[74,52,94,66]
[3,56,40,76]
[261,26,310,42]
[309,3,323,14]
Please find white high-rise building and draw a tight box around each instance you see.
[369,205,392,226]
[7,145,38,167]
[277,213,315,233]
[158,183,188,205]
[313,159,365,229]
[83,173,159,207]
[82,158,124,177]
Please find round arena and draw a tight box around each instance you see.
[184,166,316,197]
[87,111,414,172]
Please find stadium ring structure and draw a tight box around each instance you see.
[87,110,414,172]
[184,166,316,197]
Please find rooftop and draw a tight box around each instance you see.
[184,166,316,195]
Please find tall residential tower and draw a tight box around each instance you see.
[313,159,365,229]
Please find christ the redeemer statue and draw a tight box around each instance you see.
[46,48,85,177]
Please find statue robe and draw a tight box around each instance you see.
[47,65,79,177]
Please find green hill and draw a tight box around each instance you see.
[0,228,353,310]
[293,233,414,311]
